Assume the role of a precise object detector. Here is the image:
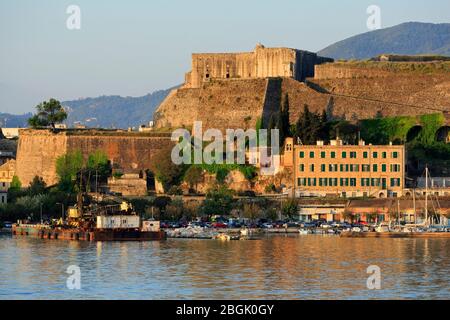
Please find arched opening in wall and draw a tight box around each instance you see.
[435,126,450,143]
[379,192,385,198]
[406,126,423,142]
[146,169,156,192]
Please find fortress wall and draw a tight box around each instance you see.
[16,130,68,186]
[16,130,172,187]
[314,64,391,80]
[155,79,271,131]
[66,135,171,174]
[187,46,331,88]
[310,75,450,112]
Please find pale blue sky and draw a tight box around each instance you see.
[0,0,449,114]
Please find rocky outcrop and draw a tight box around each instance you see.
[155,62,450,131]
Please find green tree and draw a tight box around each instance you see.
[282,198,299,220]
[86,150,110,192]
[184,166,203,193]
[7,176,24,203]
[200,187,234,217]
[28,99,68,129]
[242,202,261,222]
[10,175,22,190]
[295,105,327,145]
[55,151,84,192]
[151,144,186,191]
[28,176,47,196]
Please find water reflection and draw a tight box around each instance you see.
[0,234,449,300]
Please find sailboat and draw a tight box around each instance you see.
[342,166,450,238]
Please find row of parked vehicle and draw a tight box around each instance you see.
[159,219,371,230]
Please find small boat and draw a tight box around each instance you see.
[214,233,240,241]
[299,229,309,235]
[240,228,251,236]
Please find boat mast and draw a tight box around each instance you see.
[425,166,428,227]
[413,187,416,224]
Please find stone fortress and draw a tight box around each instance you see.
[184,44,333,88]
[154,44,450,131]
[12,44,450,187]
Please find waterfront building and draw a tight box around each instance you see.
[0,160,15,204]
[107,172,148,197]
[283,137,406,198]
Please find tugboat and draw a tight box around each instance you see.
[12,196,166,242]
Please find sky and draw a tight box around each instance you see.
[0,0,449,114]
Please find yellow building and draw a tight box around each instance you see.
[0,159,15,204]
[283,138,405,198]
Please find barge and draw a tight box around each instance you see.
[12,201,166,242]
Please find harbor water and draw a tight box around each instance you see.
[0,233,449,300]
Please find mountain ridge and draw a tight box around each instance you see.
[318,22,450,60]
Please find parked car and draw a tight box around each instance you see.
[228,222,242,228]
[301,222,316,228]
[212,222,228,228]
[2,221,13,229]
[160,222,170,229]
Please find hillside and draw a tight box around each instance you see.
[0,112,32,128]
[63,88,174,128]
[318,22,450,60]
[0,88,174,129]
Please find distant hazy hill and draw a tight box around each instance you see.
[0,112,32,128]
[63,88,175,129]
[0,88,174,129]
[318,22,450,60]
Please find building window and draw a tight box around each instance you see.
[309,151,315,159]
[382,152,387,159]
[390,164,401,172]
[331,152,336,159]
[310,164,315,172]
[362,164,370,172]
[329,164,338,172]
[392,152,399,159]
[382,164,387,172]
[329,178,338,187]
[350,178,357,187]
[390,178,401,187]
[371,178,380,187]
[298,178,306,187]
[361,178,370,187]
[340,178,349,187]
[299,164,305,172]
[319,178,328,187]
[350,152,357,158]
[342,151,347,159]
[373,152,378,158]
[321,151,326,158]
[350,164,359,172]
[373,164,378,172]
[299,151,305,158]
[321,164,326,172]
[363,152,368,159]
